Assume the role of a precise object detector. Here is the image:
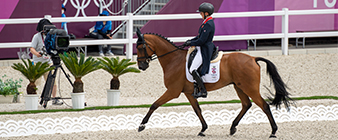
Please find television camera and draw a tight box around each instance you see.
[43,25,69,55]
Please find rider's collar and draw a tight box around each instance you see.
[203,16,213,24]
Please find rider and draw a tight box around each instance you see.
[183,2,216,98]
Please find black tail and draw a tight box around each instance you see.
[255,57,293,110]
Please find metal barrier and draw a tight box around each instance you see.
[110,0,170,38]
[0,8,338,59]
[108,0,150,36]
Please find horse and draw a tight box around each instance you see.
[135,30,292,138]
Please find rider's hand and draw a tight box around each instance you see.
[183,40,191,46]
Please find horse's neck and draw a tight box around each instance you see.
[151,40,186,73]
[158,50,186,72]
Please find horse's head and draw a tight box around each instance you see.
[136,29,184,71]
[136,29,155,71]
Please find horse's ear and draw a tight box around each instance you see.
[136,28,145,46]
[136,28,142,38]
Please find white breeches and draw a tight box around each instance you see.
[189,46,202,73]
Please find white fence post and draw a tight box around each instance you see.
[126,13,134,60]
[282,8,289,55]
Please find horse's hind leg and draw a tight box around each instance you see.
[234,80,277,138]
[184,92,208,136]
[138,90,179,132]
[230,85,252,135]
[250,94,278,138]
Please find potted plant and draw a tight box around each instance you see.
[0,75,22,103]
[59,52,100,109]
[97,57,140,106]
[12,59,54,110]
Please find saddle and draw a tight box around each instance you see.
[187,46,221,71]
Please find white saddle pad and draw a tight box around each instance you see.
[185,53,222,83]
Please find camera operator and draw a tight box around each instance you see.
[30,19,63,105]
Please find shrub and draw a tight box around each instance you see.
[0,75,22,96]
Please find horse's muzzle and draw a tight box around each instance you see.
[138,61,149,71]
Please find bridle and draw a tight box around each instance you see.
[136,36,185,63]
[136,40,155,63]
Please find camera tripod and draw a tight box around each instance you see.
[39,55,73,108]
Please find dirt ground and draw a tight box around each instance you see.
[1,53,338,139]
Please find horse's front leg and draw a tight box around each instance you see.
[184,92,208,136]
[138,89,180,132]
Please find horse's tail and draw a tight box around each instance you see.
[255,57,293,110]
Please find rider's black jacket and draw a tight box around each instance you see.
[190,17,216,76]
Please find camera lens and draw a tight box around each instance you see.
[57,37,69,48]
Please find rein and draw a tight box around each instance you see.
[137,40,185,62]
[153,44,185,60]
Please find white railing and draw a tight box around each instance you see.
[0,8,337,59]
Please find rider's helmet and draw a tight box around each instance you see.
[198,2,214,16]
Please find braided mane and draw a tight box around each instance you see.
[144,33,180,48]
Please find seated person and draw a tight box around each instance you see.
[89,10,114,56]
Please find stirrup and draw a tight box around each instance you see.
[192,83,200,98]
[193,91,207,99]
[192,83,207,98]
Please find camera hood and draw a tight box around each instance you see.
[43,25,56,33]
[48,29,68,36]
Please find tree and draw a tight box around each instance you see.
[97,57,140,89]
[12,59,54,94]
[59,52,101,93]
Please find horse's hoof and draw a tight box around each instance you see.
[230,128,237,135]
[138,124,145,132]
[197,132,205,137]
[269,134,277,138]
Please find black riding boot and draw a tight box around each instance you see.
[192,70,207,98]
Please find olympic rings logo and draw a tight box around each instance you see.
[63,0,111,17]
[93,0,113,9]
[68,0,91,17]
[63,0,128,17]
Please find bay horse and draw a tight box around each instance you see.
[135,30,292,138]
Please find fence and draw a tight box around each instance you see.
[0,8,337,59]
